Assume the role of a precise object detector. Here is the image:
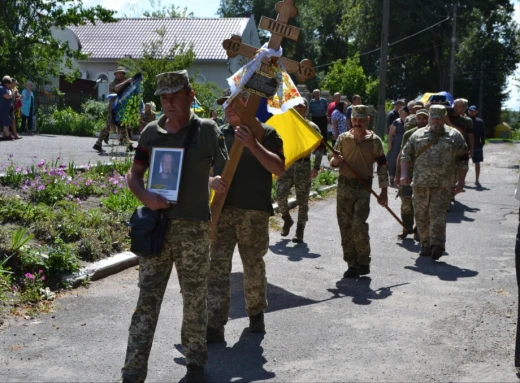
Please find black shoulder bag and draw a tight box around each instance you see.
[128,118,201,257]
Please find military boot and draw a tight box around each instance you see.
[358,265,370,276]
[185,365,206,383]
[419,246,431,257]
[93,143,105,153]
[430,245,444,261]
[249,312,265,333]
[206,326,225,344]
[343,266,359,279]
[292,223,305,243]
[281,215,293,237]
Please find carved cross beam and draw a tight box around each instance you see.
[211,0,315,229]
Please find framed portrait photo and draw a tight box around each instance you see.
[147,147,184,203]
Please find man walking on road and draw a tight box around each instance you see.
[207,88,285,342]
[93,67,136,153]
[123,70,228,383]
[330,105,389,279]
[276,99,323,243]
[467,105,486,187]
[394,109,429,240]
[309,89,329,152]
[400,105,469,260]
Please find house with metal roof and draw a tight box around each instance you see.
[52,17,260,99]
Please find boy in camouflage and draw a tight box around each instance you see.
[276,99,323,243]
[330,105,389,279]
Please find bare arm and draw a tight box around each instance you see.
[3,92,11,99]
[235,125,285,176]
[114,77,134,93]
[127,163,170,211]
[332,119,339,140]
[387,125,396,153]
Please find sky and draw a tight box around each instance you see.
[82,0,520,110]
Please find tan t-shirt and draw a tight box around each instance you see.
[332,130,389,188]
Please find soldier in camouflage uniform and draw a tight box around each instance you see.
[394,109,429,240]
[207,88,285,342]
[123,71,228,383]
[330,105,389,279]
[139,102,156,133]
[276,99,323,243]
[93,67,135,153]
[400,105,469,260]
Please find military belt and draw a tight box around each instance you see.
[338,176,373,188]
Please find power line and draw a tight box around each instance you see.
[314,17,450,69]
[387,43,444,61]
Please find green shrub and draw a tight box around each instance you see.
[82,99,107,122]
[37,106,103,137]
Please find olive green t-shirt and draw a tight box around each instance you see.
[134,112,229,221]
[215,122,284,213]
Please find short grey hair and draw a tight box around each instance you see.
[313,89,320,93]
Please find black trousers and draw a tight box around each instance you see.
[21,115,33,132]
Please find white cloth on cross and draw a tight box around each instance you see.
[224,42,305,115]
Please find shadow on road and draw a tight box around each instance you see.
[327,277,409,305]
[447,200,480,223]
[205,329,276,383]
[404,256,478,281]
[229,272,320,319]
[464,184,490,192]
[396,238,421,254]
[269,239,321,262]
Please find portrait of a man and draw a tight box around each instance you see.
[151,152,180,190]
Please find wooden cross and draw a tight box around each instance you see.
[211,0,316,229]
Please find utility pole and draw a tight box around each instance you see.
[376,0,390,138]
[449,3,457,94]
[478,65,484,119]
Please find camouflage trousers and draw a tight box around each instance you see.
[208,206,269,332]
[95,123,131,147]
[413,186,452,249]
[276,160,312,224]
[337,177,373,266]
[399,185,414,232]
[122,219,210,382]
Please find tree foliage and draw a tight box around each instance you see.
[321,55,378,105]
[0,0,115,85]
[219,0,519,128]
[119,27,196,106]
[125,0,194,18]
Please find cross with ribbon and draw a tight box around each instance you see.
[210,0,316,229]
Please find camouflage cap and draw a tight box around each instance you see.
[429,104,446,119]
[413,100,425,108]
[114,67,126,74]
[416,108,429,117]
[154,70,190,96]
[352,105,369,119]
[216,87,250,105]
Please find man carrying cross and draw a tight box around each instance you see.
[207,89,284,342]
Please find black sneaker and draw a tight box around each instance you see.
[206,326,225,343]
[358,265,370,276]
[343,267,359,279]
[249,312,265,333]
[419,246,431,257]
[93,144,105,153]
[185,365,206,383]
[431,245,444,261]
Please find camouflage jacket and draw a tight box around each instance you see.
[332,130,389,188]
[401,125,469,188]
[404,114,417,131]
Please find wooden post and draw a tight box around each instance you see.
[211,0,316,229]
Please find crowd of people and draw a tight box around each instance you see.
[0,75,35,140]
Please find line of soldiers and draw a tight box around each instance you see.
[121,70,470,383]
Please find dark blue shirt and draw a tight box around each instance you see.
[309,98,328,117]
[471,117,486,148]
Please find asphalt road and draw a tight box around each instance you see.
[0,134,136,171]
[1,142,519,382]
